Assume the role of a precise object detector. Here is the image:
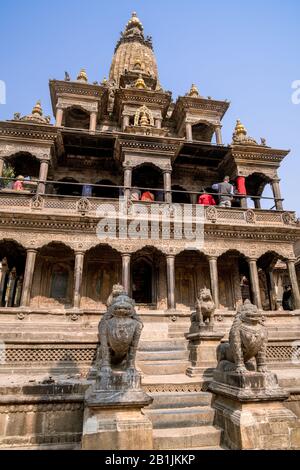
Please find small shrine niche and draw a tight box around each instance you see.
[134,105,154,127]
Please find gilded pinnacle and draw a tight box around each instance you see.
[77,68,88,83]
[32,100,43,116]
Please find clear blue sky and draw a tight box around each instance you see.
[1,0,299,213]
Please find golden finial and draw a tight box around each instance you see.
[77,68,88,82]
[135,74,146,89]
[127,11,143,29]
[140,111,149,127]
[234,119,247,136]
[32,100,43,116]
[101,76,108,85]
[188,84,200,97]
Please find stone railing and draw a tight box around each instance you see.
[0,192,297,228]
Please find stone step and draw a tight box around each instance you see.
[145,406,214,428]
[153,425,222,450]
[138,360,190,375]
[148,391,211,409]
[139,340,187,352]
[137,349,189,361]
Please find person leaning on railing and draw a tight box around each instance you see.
[212,176,234,208]
[12,175,25,191]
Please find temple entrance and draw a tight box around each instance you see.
[257,251,287,311]
[217,250,251,310]
[132,258,152,304]
[81,245,121,309]
[31,242,74,308]
[131,247,167,308]
[175,251,210,310]
[0,240,26,307]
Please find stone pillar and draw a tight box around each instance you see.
[215,125,223,145]
[123,165,132,200]
[163,170,172,203]
[20,249,37,307]
[5,268,17,307]
[272,178,283,211]
[190,193,198,205]
[55,107,64,127]
[122,253,131,295]
[166,254,176,310]
[209,256,219,309]
[266,269,277,311]
[155,118,162,129]
[248,258,262,309]
[0,157,4,178]
[253,198,261,209]
[0,257,9,305]
[186,122,193,141]
[89,111,97,132]
[122,115,130,131]
[287,260,300,310]
[37,159,49,194]
[73,251,84,309]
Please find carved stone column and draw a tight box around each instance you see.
[55,107,64,127]
[215,125,223,145]
[73,251,84,309]
[247,258,262,309]
[0,157,4,178]
[122,253,131,295]
[186,122,193,141]
[163,170,172,203]
[123,164,132,200]
[37,159,49,194]
[155,118,162,129]
[89,111,97,132]
[287,260,300,310]
[122,114,130,131]
[20,249,37,307]
[266,269,277,311]
[271,178,283,211]
[209,256,219,309]
[166,254,176,310]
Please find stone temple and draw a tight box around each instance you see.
[0,12,300,450]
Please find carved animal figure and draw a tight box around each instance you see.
[217,299,268,373]
[99,293,143,372]
[194,288,216,327]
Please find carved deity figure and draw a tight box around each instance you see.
[192,287,215,328]
[217,299,268,374]
[98,293,143,373]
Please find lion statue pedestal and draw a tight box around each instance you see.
[82,292,153,450]
[185,288,224,379]
[208,300,300,450]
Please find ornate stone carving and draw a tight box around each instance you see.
[134,105,154,127]
[282,212,294,225]
[31,195,44,211]
[192,287,216,328]
[98,293,143,373]
[206,206,217,223]
[76,198,91,215]
[217,299,268,373]
[245,209,256,224]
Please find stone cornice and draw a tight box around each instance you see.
[114,88,172,119]
[172,96,230,123]
[0,121,57,142]
[231,145,289,162]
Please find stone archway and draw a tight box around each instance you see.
[0,239,26,307]
[217,250,250,310]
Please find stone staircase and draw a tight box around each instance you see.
[144,390,223,450]
[137,339,190,375]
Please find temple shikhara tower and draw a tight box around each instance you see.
[0,12,300,450]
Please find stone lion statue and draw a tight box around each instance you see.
[192,287,216,328]
[217,299,268,374]
[98,293,143,373]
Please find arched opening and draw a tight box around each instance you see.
[171,185,191,204]
[1,153,40,191]
[55,177,81,196]
[0,240,26,307]
[92,179,119,199]
[132,164,164,201]
[31,242,74,308]
[81,245,121,310]
[175,251,210,310]
[217,250,250,310]
[131,247,167,307]
[64,106,90,130]
[245,173,272,209]
[257,251,288,311]
[191,122,215,143]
